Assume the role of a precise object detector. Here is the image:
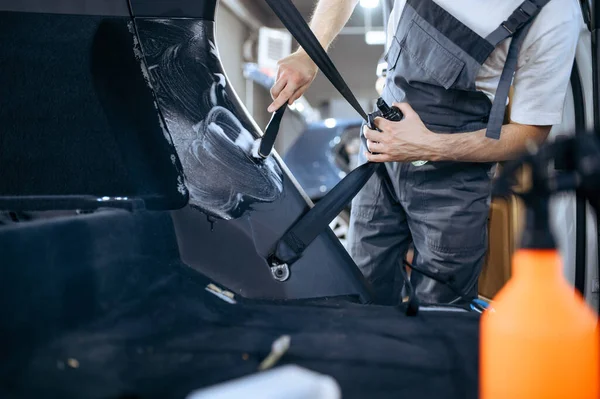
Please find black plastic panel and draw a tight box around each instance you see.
[0,210,479,399]
[133,18,372,300]
[0,210,183,364]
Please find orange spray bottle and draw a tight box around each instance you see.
[480,152,599,399]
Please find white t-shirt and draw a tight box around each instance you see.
[386,0,584,126]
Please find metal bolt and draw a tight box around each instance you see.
[271,264,290,281]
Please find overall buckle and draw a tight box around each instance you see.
[502,1,539,36]
[501,22,514,35]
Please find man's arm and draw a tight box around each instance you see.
[430,123,551,162]
[364,7,582,164]
[304,0,360,50]
[267,0,359,112]
[363,102,551,163]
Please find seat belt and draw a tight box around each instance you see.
[264,0,420,313]
[265,0,382,271]
[270,162,380,266]
[264,0,382,263]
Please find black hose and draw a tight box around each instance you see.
[571,60,588,296]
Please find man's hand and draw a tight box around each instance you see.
[266,0,359,113]
[268,50,318,113]
[363,102,551,164]
[364,102,440,163]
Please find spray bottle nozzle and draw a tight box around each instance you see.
[375,98,403,122]
[367,98,403,131]
[376,98,391,113]
[377,97,399,115]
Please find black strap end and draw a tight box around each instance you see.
[405,296,420,316]
[271,231,305,267]
[485,128,502,140]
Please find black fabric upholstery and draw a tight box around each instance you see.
[0,209,480,399]
[0,210,181,364]
[9,279,480,399]
[0,12,185,209]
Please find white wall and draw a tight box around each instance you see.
[215,5,248,103]
[215,5,272,131]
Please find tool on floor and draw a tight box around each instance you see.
[481,132,600,399]
[258,335,291,371]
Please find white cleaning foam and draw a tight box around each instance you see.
[251,138,263,159]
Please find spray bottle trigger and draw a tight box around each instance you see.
[365,111,383,155]
[367,110,382,131]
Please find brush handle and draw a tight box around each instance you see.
[258,104,287,158]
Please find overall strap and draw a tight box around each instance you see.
[485,0,551,140]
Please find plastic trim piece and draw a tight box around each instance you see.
[0,196,146,212]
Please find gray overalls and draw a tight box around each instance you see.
[348,0,549,305]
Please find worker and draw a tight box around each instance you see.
[268,0,583,305]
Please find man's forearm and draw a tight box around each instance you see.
[429,123,551,163]
[363,104,553,164]
[302,0,360,51]
[267,0,358,111]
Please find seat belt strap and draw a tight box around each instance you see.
[271,162,380,265]
[264,0,368,122]
[264,0,379,267]
[485,20,534,139]
[485,0,550,46]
